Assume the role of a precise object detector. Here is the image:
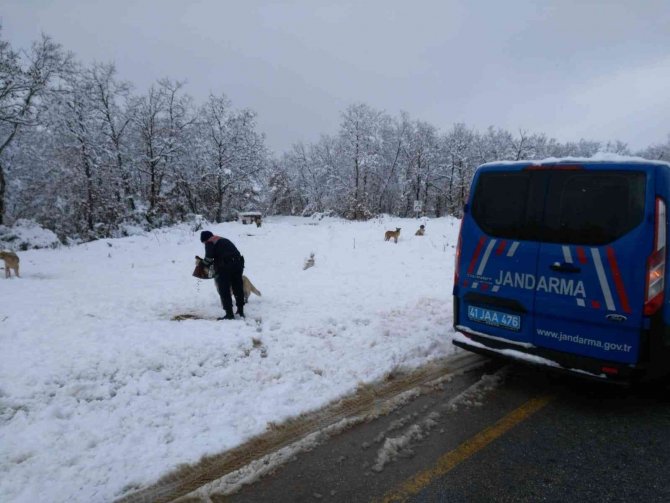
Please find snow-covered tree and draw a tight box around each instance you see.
[639,135,670,161]
[130,79,194,224]
[87,63,136,212]
[0,31,69,224]
[336,103,386,220]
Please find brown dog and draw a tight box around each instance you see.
[384,227,401,243]
[0,250,20,278]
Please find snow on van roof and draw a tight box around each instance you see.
[481,152,670,168]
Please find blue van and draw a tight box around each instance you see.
[452,158,670,382]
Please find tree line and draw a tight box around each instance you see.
[1,31,669,241]
[268,107,669,220]
[1,33,267,240]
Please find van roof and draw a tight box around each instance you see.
[480,153,670,170]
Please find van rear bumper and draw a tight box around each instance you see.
[453,326,646,383]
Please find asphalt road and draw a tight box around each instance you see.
[217,357,670,503]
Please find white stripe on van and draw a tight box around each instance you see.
[507,241,520,257]
[562,246,573,264]
[576,298,585,307]
[476,239,497,276]
[591,248,616,311]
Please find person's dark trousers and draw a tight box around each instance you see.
[229,263,245,316]
[215,259,245,317]
[214,273,235,318]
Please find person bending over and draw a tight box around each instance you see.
[200,230,245,320]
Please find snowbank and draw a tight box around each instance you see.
[0,219,61,251]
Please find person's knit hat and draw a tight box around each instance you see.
[200,230,214,242]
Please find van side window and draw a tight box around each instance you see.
[543,172,646,245]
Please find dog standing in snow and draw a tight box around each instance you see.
[0,250,19,278]
[384,227,401,243]
[238,276,262,303]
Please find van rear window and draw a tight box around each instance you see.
[471,172,534,241]
[471,170,646,245]
[543,171,646,245]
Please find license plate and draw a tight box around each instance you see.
[467,306,521,331]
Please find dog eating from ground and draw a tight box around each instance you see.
[0,250,19,278]
[194,256,261,302]
[384,227,401,243]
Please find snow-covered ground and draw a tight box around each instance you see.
[0,215,461,502]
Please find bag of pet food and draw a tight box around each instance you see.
[192,257,214,279]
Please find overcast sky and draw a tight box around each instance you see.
[2,0,669,154]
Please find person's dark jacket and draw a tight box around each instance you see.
[203,235,243,273]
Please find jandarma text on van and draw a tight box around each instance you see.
[495,271,586,297]
[536,328,632,353]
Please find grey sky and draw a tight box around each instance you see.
[2,0,669,154]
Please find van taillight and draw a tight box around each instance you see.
[644,197,666,315]
[454,219,464,286]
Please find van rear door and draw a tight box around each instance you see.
[532,167,651,364]
[457,168,543,347]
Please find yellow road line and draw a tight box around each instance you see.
[377,395,554,503]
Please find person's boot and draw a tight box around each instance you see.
[236,305,245,318]
[218,309,235,320]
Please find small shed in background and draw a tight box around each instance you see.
[238,211,263,227]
